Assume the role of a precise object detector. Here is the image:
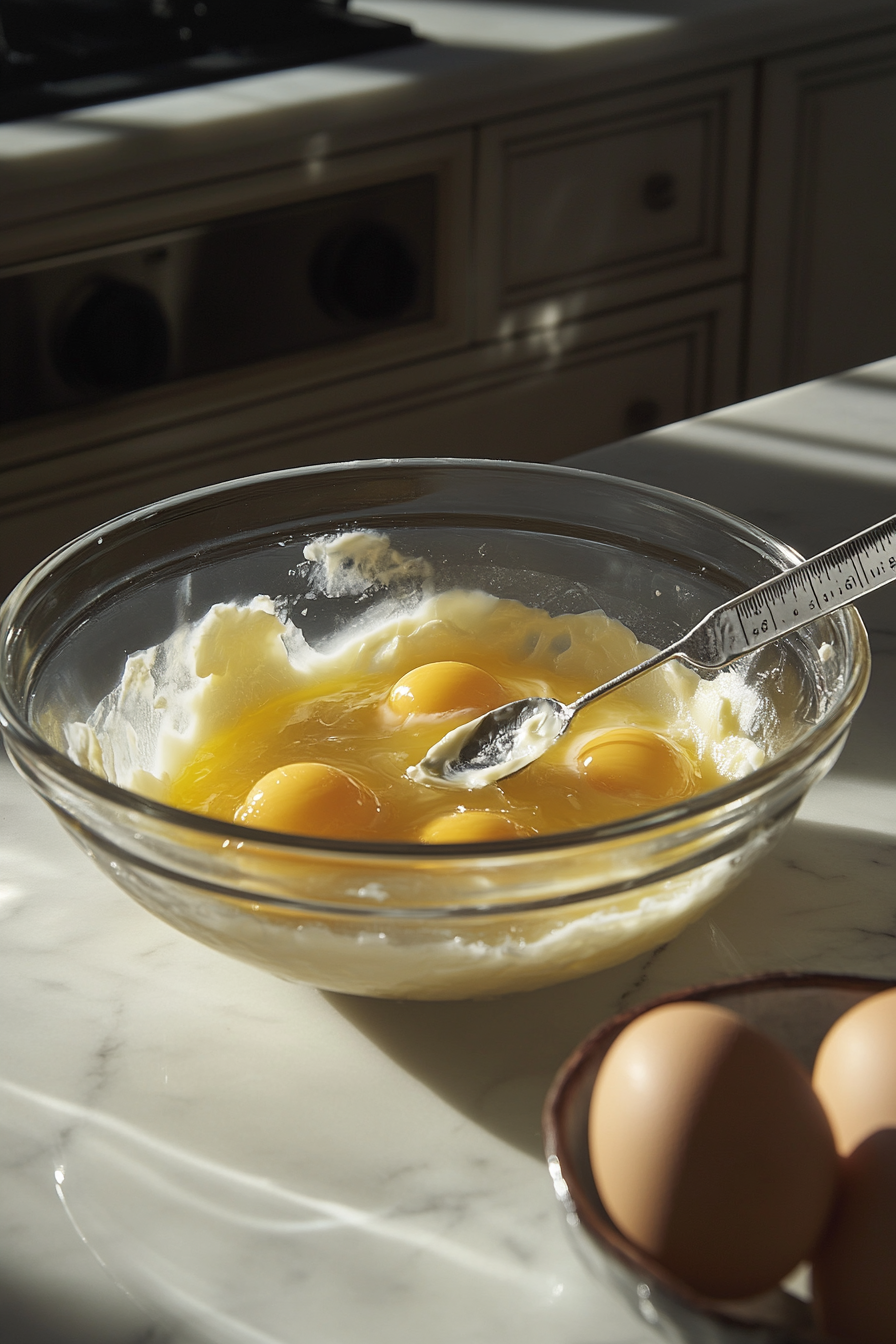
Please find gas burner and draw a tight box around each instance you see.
[0,0,418,122]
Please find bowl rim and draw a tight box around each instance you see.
[542,970,896,1332]
[0,457,872,861]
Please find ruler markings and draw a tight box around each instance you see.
[697,514,896,664]
[735,605,750,647]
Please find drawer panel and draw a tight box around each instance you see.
[505,114,709,288]
[375,287,742,464]
[476,67,753,336]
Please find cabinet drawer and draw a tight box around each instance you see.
[476,67,753,337]
[381,285,742,463]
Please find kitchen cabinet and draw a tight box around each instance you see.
[748,28,896,394]
[475,66,753,338]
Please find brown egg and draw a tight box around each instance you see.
[811,988,896,1344]
[813,987,896,1154]
[589,1001,838,1300]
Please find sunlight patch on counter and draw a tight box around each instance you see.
[69,61,417,131]
[357,1,676,51]
[0,119,119,159]
[798,774,896,838]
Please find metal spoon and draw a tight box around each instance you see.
[408,512,896,790]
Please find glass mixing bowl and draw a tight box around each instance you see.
[0,459,871,999]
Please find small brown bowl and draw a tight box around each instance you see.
[543,972,896,1344]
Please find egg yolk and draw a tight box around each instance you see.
[388,661,505,718]
[577,728,699,802]
[235,762,380,839]
[169,634,732,841]
[420,811,534,844]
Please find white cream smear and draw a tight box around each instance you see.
[64,529,766,802]
[408,700,569,789]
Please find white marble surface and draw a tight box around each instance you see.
[2,359,896,1343]
[1,0,893,231]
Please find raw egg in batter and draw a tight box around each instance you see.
[155,580,765,844]
[577,727,699,802]
[235,762,381,839]
[388,661,505,718]
[419,810,534,843]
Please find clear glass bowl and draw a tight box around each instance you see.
[0,459,871,999]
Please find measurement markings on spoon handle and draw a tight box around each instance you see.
[724,515,896,656]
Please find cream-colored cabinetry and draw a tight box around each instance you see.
[475,67,754,338]
[747,30,896,394]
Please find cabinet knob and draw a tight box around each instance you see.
[56,278,169,391]
[310,221,418,323]
[641,173,677,212]
[624,399,661,436]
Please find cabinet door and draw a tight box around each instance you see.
[747,30,896,394]
[475,67,753,338]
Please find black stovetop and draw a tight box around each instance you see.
[0,0,418,123]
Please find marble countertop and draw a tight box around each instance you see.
[2,358,896,1344]
[2,0,894,236]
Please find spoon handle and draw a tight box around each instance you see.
[571,513,896,715]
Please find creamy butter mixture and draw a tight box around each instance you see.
[65,532,766,843]
[406,696,569,790]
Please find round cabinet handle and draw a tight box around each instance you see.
[310,221,418,324]
[624,398,661,436]
[56,278,170,392]
[641,172,677,212]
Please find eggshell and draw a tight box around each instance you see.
[813,986,896,1153]
[589,1001,838,1300]
[811,988,896,1344]
[812,1133,896,1344]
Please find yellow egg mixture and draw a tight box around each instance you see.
[65,529,766,846]
[167,622,753,844]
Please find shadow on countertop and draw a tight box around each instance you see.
[0,1274,174,1344]
[327,814,896,1158]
